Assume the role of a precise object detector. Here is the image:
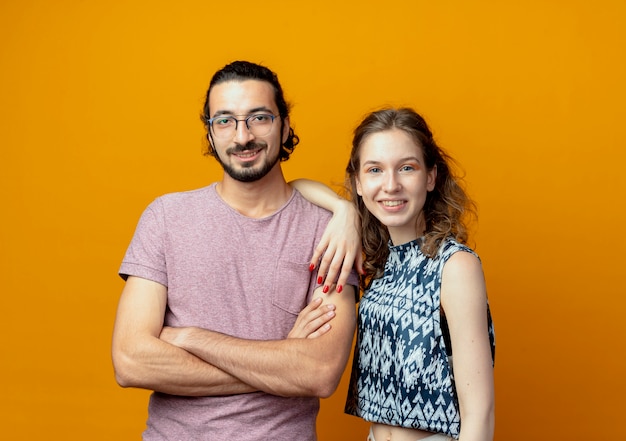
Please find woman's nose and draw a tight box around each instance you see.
[383,172,401,192]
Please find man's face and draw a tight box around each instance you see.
[208,80,287,183]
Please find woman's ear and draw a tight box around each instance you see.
[427,165,437,192]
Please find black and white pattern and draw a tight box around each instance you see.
[345,237,495,439]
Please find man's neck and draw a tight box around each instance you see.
[216,166,293,219]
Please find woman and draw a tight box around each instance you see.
[294,107,495,441]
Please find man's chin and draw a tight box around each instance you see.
[223,163,273,183]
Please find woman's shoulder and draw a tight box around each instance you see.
[439,237,479,262]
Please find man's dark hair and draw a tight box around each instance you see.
[200,61,299,161]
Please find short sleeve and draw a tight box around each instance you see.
[118,199,168,286]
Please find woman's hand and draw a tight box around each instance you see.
[310,199,363,294]
[289,179,364,293]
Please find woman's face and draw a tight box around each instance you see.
[355,128,436,245]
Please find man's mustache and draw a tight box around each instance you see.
[227,141,266,154]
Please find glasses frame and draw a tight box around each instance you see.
[207,113,278,138]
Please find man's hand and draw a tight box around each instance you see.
[288,297,336,339]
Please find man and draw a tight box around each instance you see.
[111,61,358,440]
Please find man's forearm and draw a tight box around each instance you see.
[114,334,256,396]
[166,326,348,398]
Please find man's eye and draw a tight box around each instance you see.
[215,118,233,126]
[251,114,271,123]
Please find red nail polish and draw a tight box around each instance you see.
[309,263,315,272]
[317,276,323,284]
[323,285,329,294]
[337,285,343,293]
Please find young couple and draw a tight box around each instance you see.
[112,60,495,441]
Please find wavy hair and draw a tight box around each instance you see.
[346,108,476,289]
[200,61,299,161]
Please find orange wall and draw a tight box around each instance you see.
[1,1,625,439]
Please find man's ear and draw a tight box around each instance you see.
[282,116,290,144]
[207,132,217,156]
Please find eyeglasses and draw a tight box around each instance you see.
[208,113,278,139]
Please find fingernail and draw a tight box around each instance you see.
[337,285,343,293]
[309,263,315,271]
[317,276,323,284]
[323,285,329,294]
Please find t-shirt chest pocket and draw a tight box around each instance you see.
[271,259,312,315]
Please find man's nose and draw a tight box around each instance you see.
[233,119,254,144]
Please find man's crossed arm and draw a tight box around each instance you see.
[112,276,356,398]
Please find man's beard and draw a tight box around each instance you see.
[216,141,281,183]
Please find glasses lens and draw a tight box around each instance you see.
[211,116,236,139]
[210,114,276,138]
[247,114,275,137]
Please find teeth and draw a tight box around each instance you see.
[382,200,404,207]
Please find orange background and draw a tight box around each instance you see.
[1,1,625,440]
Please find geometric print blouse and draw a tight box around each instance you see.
[345,237,495,439]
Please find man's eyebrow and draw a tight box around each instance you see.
[212,106,274,117]
[249,106,274,114]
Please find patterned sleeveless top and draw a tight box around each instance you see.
[345,237,495,439]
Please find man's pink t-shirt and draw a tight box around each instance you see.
[120,184,355,440]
